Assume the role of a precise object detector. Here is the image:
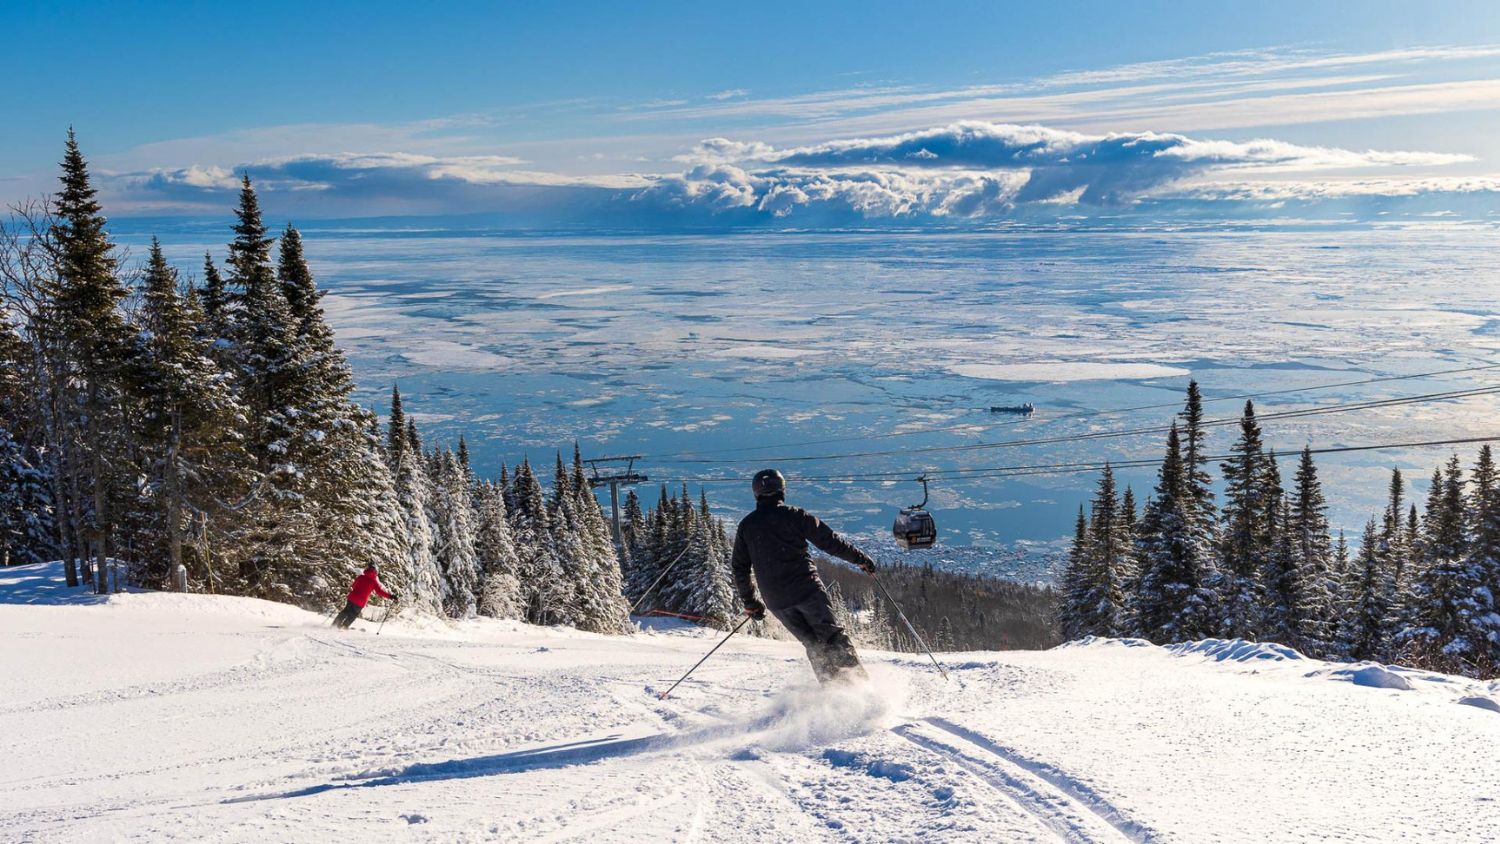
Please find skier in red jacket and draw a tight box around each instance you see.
[333,565,397,629]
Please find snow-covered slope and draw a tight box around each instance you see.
[4,562,1498,843]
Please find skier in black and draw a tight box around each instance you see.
[732,468,877,685]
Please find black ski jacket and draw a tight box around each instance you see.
[732,497,872,611]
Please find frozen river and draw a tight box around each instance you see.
[127,223,1500,580]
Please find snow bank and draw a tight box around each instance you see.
[1165,638,1306,663]
[1057,635,1155,650]
[1334,665,1414,691]
[1457,695,1500,713]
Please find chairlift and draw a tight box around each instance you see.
[893,474,938,550]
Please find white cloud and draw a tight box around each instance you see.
[706,88,749,100]
[640,122,1474,211]
[100,124,1494,224]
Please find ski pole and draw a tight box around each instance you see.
[377,597,396,636]
[657,615,751,700]
[871,571,950,682]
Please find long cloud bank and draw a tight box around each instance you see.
[111,121,1490,225]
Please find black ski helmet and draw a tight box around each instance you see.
[752,468,786,499]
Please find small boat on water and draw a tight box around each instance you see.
[988,403,1035,415]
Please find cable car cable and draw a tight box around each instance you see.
[652,383,1500,466]
[657,361,1500,459]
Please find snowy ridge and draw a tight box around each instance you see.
[1163,638,1305,663]
[6,563,1500,842]
[1065,635,1500,712]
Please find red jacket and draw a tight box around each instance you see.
[347,570,393,607]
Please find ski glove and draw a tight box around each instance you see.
[389,592,400,601]
[744,599,766,621]
[856,554,878,574]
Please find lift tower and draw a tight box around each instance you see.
[582,455,648,554]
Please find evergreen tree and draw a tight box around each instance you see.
[1181,380,1216,522]
[671,494,738,628]
[1260,493,1301,647]
[196,253,232,363]
[1289,447,1335,654]
[566,446,630,633]
[392,427,442,615]
[1379,469,1415,631]
[46,131,137,592]
[1340,520,1391,661]
[1218,400,1270,639]
[1129,424,1219,642]
[1121,486,1138,536]
[132,239,257,590]
[511,458,567,624]
[1085,465,1131,635]
[429,450,480,618]
[1057,505,1092,639]
[1406,447,1500,675]
[386,385,406,465]
[619,488,651,599]
[473,480,522,619]
[0,427,52,566]
[0,304,54,567]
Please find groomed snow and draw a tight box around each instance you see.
[4,561,1499,843]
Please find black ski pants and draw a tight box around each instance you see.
[771,591,866,684]
[332,600,362,629]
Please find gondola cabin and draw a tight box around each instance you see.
[893,507,937,549]
[892,474,938,550]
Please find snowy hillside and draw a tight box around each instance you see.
[5,562,1498,843]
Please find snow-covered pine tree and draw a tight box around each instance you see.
[0,304,54,567]
[1181,380,1216,524]
[1456,446,1500,675]
[132,239,257,590]
[386,385,406,466]
[545,453,590,628]
[220,176,315,599]
[1379,469,1416,633]
[511,458,567,624]
[1405,447,1500,675]
[619,488,651,601]
[1088,464,1134,636]
[1218,400,1270,640]
[680,501,739,627]
[389,414,442,614]
[335,406,410,604]
[45,131,137,591]
[1128,424,1219,643]
[1259,492,1302,648]
[567,447,630,633]
[430,449,480,618]
[195,253,235,370]
[473,480,522,619]
[662,489,738,628]
[498,463,516,525]
[273,222,409,607]
[1339,519,1392,661]
[1057,505,1093,640]
[0,426,54,567]
[1289,447,1335,655]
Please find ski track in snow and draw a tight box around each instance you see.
[6,562,1500,842]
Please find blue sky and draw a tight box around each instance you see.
[6,1,1500,223]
